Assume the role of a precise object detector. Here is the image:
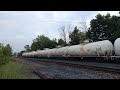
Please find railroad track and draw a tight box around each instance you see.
[63,63,120,74]
[40,60,120,74]
[33,70,50,79]
[20,57,120,75]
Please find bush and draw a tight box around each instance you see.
[0,43,26,79]
[0,43,13,65]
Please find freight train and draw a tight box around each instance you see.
[22,38,120,61]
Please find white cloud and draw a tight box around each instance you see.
[0,20,20,30]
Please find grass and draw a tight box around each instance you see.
[0,61,27,79]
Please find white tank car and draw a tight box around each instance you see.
[31,51,36,57]
[23,52,27,57]
[22,40,113,58]
[81,40,113,57]
[55,46,69,57]
[37,49,51,58]
[67,45,81,57]
[62,46,69,57]
[35,50,42,57]
[42,48,50,57]
[40,50,46,57]
[29,51,33,57]
[22,53,24,56]
[114,38,120,56]
[45,49,52,57]
[33,50,38,57]
[25,52,29,57]
[67,40,113,57]
[47,48,57,57]
[22,52,32,57]
[30,52,33,57]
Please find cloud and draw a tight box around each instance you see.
[0,20,20,30]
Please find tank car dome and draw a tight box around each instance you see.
[114,38,120,56]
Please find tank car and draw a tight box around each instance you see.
[63,40,113,59]
[22,40,114,60]
[55,46,69,57]
[67,45,81,57]
[47,48,57,58]
[35,50,42,58]
[114,38,120,56]
[81,40,113,57]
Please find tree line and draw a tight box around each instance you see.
[18,12,120,55]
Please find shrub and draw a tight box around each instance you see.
[0,43,12,65]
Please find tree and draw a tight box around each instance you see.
[69,26,86,45]
[79,18,88,32]
[58,22,74,46]
[2,44,12,56]
[79,18,88,40]
[13,52,17,57]
[24,45,31,52]
[0,43,3,48]
[58,38,65,46]
[6,44,12,56]
[31,41,39,51]
[31,35,50,50]
[31,35,58,51]
[59,24,67,45]
[50,38,58,48]
[0,43,13,64]
[17,50,25,57]
[66,22,74,42]
[86,13,120,43]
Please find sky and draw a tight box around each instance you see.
[0,11,119,53]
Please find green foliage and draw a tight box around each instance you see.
[58,38,66,46]
[86,13,120,43]
[31,35,58,51]
[3,44,12,56]
[50,38,58,48]
[69,26,86,45]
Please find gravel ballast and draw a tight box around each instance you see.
[15,58,120,79]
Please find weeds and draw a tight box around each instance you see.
[0,61,26,79]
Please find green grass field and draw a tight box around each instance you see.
[0,61,27,79]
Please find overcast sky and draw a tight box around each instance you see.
[0,11,119,53]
